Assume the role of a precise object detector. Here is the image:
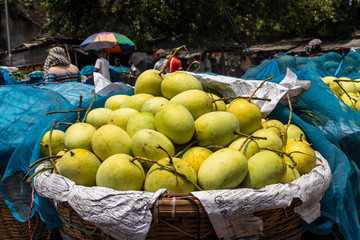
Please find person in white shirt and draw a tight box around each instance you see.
[94,50,111,80]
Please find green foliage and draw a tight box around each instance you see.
[37,0,360,47]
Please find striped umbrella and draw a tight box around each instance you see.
[80,32,136,53]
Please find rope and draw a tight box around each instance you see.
[263,215,302,233]
[28,183,35,240]
[334,53,346,77]
[171,197,176,218]
[186,61,201,72]
[159,219,196,239]
[33,78,77,88]
[57,213,105,237]
[155,195,212,239]
[33,81,61,88]
[184,196,201,239]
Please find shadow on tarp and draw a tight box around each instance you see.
[0,82,96,172]
[243,53,360,240]
[0,86,134,230]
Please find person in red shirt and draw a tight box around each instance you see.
[168,51,182,73]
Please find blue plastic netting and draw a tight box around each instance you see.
[0,81,134,230]
[0,82,97,171]
[243,51,360,239]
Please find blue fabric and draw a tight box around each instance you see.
[80,65,133,84]
[111,66,131,75]
[0,83,134,230]
[0,82,100,172]
[28,71,44,79]
[79,65,95,75]
[243,52,360,239]
[28,71,45,84]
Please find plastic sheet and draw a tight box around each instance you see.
[243,52,360,239]
[0,83,134,230]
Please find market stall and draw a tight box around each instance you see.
[0,54,359,239]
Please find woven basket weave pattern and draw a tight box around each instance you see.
[0,173,49,240]
[54,193,305,240]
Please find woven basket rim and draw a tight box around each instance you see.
[52,192,305,240]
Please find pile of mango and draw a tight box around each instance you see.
[36,71,318,194]
[322,76,360,112]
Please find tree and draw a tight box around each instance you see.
[37,0,360,48]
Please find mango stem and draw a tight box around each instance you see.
[46,109,87,116]
[82,91,96,123]
[283,94,292,145]
[261,148,297,167]
[234,131,267,140]
[213,96,271,103]
[174,140,198,158]
[237,135,252,152]
[130,156,203,191]
[25,167,54,184]
[248,75,273,102]
[48,120,57,157]
[159,45,187,75]
[76,95,83,123]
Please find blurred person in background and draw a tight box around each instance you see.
[129,59,141,78]
[94,50,111,80]
[114,57,122,67]
[154,49,168,73]
[44,46,80,82]
[202,52,212,72]
[305,39,325,58]
[168,50,182,73]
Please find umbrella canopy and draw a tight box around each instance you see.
[83,41,116,51]
[80,32,136,53]
[130,52,156,73]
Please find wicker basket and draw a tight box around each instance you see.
[0,173,49,240]
[53,193,305,240]
[55,202,109,240]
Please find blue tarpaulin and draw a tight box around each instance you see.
[0,81,134,229]
[0,82,96,171]
[243,51,360,239]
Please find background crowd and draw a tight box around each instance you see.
[34,38,329,86]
